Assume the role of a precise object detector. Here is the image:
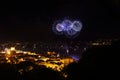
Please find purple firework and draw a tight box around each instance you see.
[52,19,83,38]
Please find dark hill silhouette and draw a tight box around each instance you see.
[0,63,20,80]
[64,40,120,80]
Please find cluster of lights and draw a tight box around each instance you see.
[52,19,83,38]
[0,47,76,72]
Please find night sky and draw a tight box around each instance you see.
[0,0,120,42]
